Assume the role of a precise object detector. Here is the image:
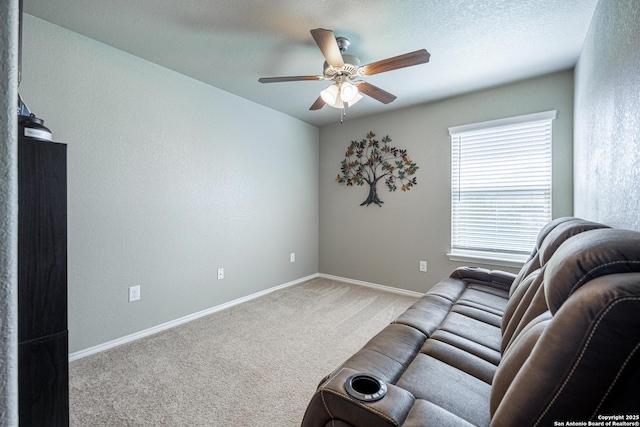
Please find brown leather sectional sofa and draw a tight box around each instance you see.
[301,217,640,426]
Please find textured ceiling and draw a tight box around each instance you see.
[24,0,598,127]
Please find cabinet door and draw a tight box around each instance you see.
[18,137,69,426]
[18,138,67,341]
[18,332,69,427]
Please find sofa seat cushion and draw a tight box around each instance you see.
[402,400,476,427]
[395,275,508,376]
[439,311,503,353]
[338,324,427,384]
[393,294,458,337]
[430,329,502,366]
[420,338,497,383]
[396,353,492,426]
[424,278,469,303]
[451,304,503,328]
[458,284,509,315]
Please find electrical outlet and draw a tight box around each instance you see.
[290,253,295,262]
[217,268,224,280]
[419,261,427,272]
[129,285,140,302]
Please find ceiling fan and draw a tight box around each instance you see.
[258,28,431,113]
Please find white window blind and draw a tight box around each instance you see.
[449,111,555,265]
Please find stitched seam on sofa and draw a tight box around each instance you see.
[403,400,420,425]
[591,341,640,418]
[501,314,550,361]
[425,291,461,305]
[430,332,501,366]
[392,320,436,338]
[447,310,503,336]
[324,366,349,386]
[403,298,454,314]
[321,388,401,426]
[395,305,452,325]
[452,305,503,325]
[533,297,640,427]
[468,284,511,297]
[438,324,501,353]
[568,261,640,299]
[460,285,509,301]
[458,300,507,314]
[419,342,494,385]
[456,301,504,317]
[360,347,421,374]
[320,385,335,423]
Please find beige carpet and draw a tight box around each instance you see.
[69,277,419,426]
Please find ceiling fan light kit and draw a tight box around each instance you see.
[320,84,339,105]
[320,77,361,109]
[338,81,359,103]
[259,28,430,122]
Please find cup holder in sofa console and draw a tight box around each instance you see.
[344,374,387,402]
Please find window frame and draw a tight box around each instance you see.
[447,110,556,268]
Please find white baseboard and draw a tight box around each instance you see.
[318,273,424,298]
[69,273,422,362]
[69,273,320,362]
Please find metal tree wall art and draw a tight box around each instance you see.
[336,131,419,206]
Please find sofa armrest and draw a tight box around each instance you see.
[450,266,516,291]
[301,368,416,427]
[490,270,517,287]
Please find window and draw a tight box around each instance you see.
[448,111,556,267]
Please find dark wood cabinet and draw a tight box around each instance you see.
[18,137,69,427]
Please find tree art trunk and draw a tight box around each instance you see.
[361,180,383,207]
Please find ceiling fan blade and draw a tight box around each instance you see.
[309,96,325,110]
[356,82,397,104]
[361,49,430,76]
[259,76,324,83]
[310,28,344,68]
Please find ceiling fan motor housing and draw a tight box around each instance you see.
[324,54,361,78]
[336,36,350,52]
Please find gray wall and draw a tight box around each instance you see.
[20,15,319,353]
[574,0,640,231]
[319,71,574,293]
[0,0,18,423]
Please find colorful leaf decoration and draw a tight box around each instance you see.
[336,131,419,206]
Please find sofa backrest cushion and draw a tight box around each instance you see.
[490,229,640,425]
[501,219,610,349]
[537,219,610,265]
[508,217,578,297]
[545,228,640,313]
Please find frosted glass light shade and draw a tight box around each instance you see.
[320,84,339,105]
[347,93,363,107]
[340,81,359,103]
